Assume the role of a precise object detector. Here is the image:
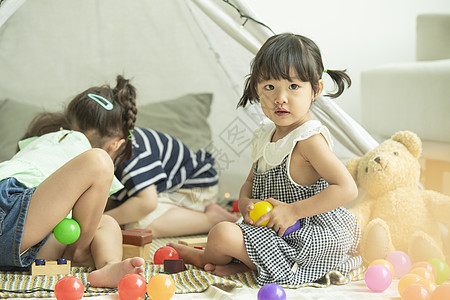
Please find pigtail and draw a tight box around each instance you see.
[113,75,137,165]
[323,69,352,99]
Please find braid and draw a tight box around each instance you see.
[113,75,137,164]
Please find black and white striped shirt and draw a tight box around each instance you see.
[111,127,218,203]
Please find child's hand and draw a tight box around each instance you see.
[239,198,259,225]
[257,198,299,237]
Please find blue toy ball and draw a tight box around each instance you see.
[53,218,81,245]
[257,283,286,300]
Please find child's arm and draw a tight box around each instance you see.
[104,184,158,225]
[261,133,358,236]
[291,133,357,213]
[238,164,260,225]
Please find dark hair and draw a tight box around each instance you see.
[20,75,137,164]
[237,33,351,108]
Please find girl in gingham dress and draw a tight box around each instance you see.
[170,33,362,286]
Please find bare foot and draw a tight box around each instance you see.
[167,242,205,268]
[204,262,252,276]
[205,203,239,224]
[87,257,145,288]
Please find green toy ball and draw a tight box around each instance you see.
[53,218,81,245]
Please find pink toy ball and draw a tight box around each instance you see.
[117,273,147,300]
[364,264,393,292]
[386,251,411,278]
[257,283,286,300]
[153,246,179,265]
[54,276,84,300]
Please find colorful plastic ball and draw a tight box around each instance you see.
[401,283,431,300]
[416,279,437,294]
[257,283,286,300]
[249,201,273,227]
[53,218,81,245]
[398,274,422,295]
[431,284,450,300]
[411,262,437,282]
[153,246,179,265]
[54,276,84,300]
[427,258,450,285]
[364,264,392,292]
[231,200,240,213]
[117,274,147,300]
[386,251,411,278]
[368,259,395,277]
[146,274,176,300]
[409,267,435,282]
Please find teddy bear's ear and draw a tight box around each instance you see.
[391,131,422,158]
[346,157,361,181]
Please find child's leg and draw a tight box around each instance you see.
[148,204,239,238]
[22,149,114,262]
[86,215,145,288]
[169,221,256,275]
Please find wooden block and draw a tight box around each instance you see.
[178,237,207,248]
[164,259,186,274]
[122,229,153,246]
[31,259,71,277]
[123,243,151,261]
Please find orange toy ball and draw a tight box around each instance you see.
[368,259,395,277]
[146,274,176,300]
[401,283,431,300]
[416,279,437,294]
[398,273,422,295]
[409,267,435,283]
[411,262,437,282]
[431,284,450,300]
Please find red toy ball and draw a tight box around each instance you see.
[153,246,179,265]
[54,276,84,300]
[117,273,147,300]
[231,200,240,213]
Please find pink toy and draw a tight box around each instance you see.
[386,251,411,278]
[364,264,392,292]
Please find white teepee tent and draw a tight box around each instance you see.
[0,0,377,199]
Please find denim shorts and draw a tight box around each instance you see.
[0,178,50,268]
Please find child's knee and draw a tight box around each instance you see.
[208,222,241,245]
[83,149,114,177]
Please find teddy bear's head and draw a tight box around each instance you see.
[346,131,422,198]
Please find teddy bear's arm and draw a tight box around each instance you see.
[348,199,374,232]
[425,190,450,223]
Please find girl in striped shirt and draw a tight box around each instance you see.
[105,127,238,237]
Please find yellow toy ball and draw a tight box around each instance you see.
[249,201,273,227]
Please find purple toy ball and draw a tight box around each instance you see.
[364,264,392,292]
[283,220,301,237]
[257,283,286,300]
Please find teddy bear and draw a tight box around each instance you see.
[345,130,450,265]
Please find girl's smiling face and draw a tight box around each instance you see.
[257,69,323,134]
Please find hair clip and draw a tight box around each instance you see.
[88,93,113,110]
[128,129,134,140]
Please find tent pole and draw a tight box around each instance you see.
[191,0,261,54]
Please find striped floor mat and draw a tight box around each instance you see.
[0,235,365,298]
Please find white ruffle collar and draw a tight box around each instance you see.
[251,120,333,166]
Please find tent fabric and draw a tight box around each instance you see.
[0,0,377,199]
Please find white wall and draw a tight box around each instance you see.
[245,0,450,123]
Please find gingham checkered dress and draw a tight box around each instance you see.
[238,121,362,286]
